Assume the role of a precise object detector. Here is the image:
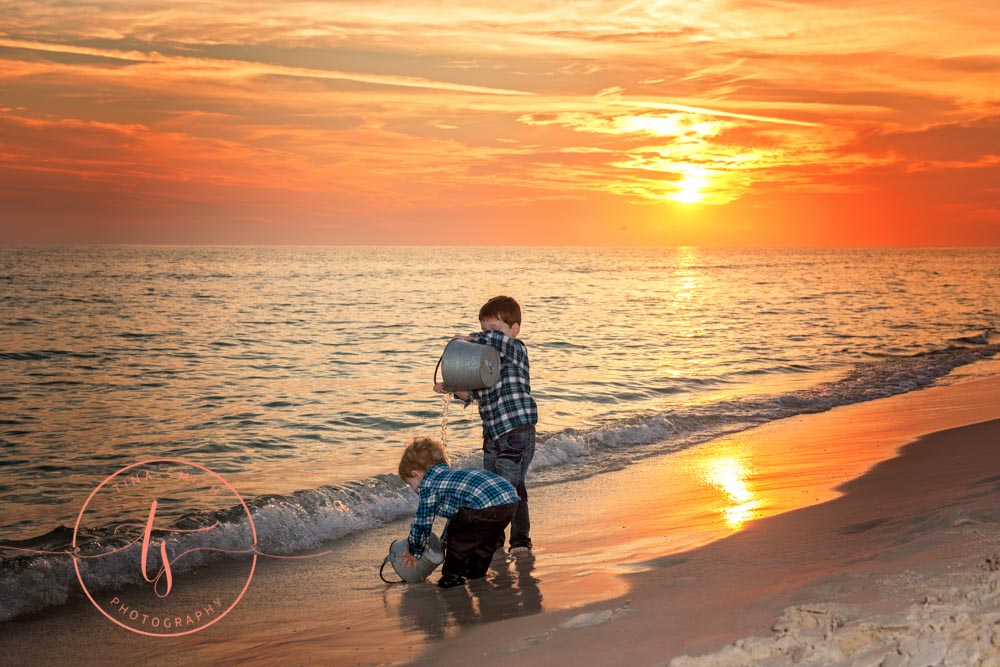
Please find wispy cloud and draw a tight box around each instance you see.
[0,38,532,95]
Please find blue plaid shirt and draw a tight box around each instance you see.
[467,330,538,443]
[407,464,518,558]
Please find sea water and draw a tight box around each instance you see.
[0,245,998,622]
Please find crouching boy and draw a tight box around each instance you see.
[398,436,518,589]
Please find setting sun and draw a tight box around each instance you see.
[671,166,710,205]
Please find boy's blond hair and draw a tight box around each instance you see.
[479,295,522,326]
[398,436,449,480]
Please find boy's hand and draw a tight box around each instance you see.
[400,550,418,570]
[435,382,470,402]
[452,334,475,342]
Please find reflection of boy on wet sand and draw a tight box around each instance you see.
[396,552,544,640]
[474,552,543,621]
[398,437,518,589]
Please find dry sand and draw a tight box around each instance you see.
[3,365,1000,666]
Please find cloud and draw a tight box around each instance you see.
[859,116,1000,164]
[0,38,532,95]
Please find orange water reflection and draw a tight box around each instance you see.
[699,454,760,530]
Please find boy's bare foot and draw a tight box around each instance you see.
[509,546,531,555]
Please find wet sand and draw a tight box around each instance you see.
[3,365,1000,666]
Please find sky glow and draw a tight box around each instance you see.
[1,1,998,245]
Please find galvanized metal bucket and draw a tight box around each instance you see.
[436,339,501,391]
[380,533,444,584]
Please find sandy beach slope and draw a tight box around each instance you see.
[416,368,1000,667]
[3,365,999,666]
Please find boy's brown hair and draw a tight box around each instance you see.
[398,436,449,480]
[479,295,522,326]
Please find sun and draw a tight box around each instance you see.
[671,165,709,204]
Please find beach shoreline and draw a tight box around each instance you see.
[3,368,1000,666]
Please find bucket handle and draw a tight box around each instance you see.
[433,353,444,389]
[379,554,406,584]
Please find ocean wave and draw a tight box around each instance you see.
[0,350,99,361]
[535,344,999,468]
[950,329,993,345]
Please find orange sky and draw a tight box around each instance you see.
[1,1,998,246]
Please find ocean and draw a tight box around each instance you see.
[1,245,997,623]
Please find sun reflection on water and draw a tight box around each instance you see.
[701,456,760,530]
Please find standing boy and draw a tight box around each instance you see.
[435,295,538,554]
[399,437,518,588]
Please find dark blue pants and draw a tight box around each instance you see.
[442,502,518,579]
[483,424,535,549]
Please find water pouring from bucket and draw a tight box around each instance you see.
[440,392,449,444]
